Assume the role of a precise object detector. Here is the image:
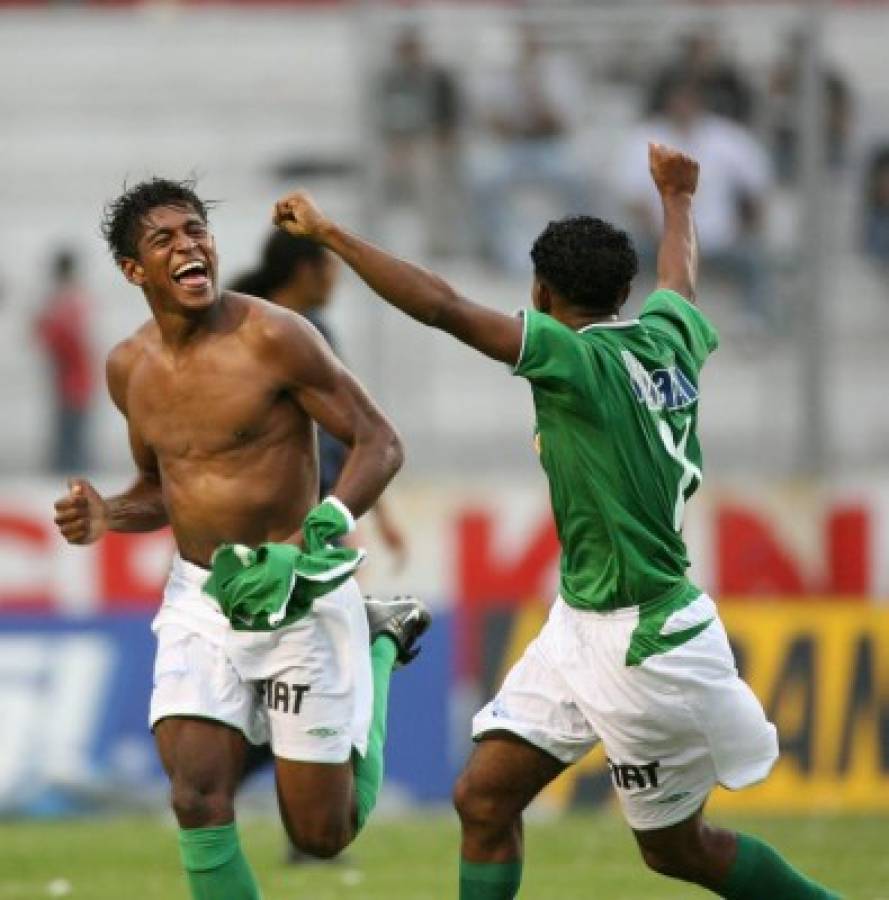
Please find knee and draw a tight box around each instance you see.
[289,823,352,860]
[170,780,235,828]
[640,845,693,881]
[638,823,728,884]
[452,771,513,833]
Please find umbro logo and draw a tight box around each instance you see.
[308,726,341,739]
[657,792,692,804]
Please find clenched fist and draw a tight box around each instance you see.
[649,142,700,198]
[53,478,109,545]
[273,191,331,243]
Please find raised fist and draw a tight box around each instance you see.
[273,191,330,242]
[649,142,700,198]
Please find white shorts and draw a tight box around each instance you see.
[149,555,373,764]
[472,594,778,831]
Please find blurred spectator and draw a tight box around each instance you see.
[767,32,853,184]
[33,248,95,473]
[647,30,756,126]
[861,145,889,269]
[473,25,590,271]
[617,77,773,324]
[231,231,408,568]
[377,28,464,258]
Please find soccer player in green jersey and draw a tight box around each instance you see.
[273,144,840,899]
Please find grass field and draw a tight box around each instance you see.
[2,812,887,899]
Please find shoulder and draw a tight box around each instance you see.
[229,291,333,383]
[515,309,590,383]
[231,292,324,352]
[106,321,155,413]
[639,289,719,367]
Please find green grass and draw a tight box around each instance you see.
[2,812,887,899]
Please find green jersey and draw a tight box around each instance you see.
[515,289,719,613]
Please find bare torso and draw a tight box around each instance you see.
[121,293,317,565]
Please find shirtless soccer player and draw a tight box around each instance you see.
[274,144,840,899]
[51,179,429,900]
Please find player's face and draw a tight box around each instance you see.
[123,205,218,311]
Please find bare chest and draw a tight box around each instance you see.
[128,350,292,459]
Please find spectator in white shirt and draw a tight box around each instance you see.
[473,26,590,271]
[618,76,773,323]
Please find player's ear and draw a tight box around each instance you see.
[120,257,146,287]
[533,277,552,314]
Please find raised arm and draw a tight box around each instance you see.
[649,142,700,303]
[266,310,403,522]
[53,342,168,545]
[272,193,524,366]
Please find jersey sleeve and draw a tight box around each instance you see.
[639,289,720,371]
[513,309,589,389]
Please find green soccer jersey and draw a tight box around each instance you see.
[514,288,719,613]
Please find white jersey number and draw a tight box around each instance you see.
[658,417,701,531]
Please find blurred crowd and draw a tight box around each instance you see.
[22,23,889,478]
[372,24,889,327]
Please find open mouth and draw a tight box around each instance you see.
[172,259,210,290]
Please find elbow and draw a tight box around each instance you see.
[354,418,404,480]
[383,425,405,479]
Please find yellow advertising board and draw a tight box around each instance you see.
[495,602,889,814]
[712,602,889,813]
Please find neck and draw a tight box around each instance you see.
[555,307,620,332]
[148,292,223,349]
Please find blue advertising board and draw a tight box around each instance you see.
[0,611,455,816]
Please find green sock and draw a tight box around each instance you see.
[460,859,523,899]
[721,833,841,899]
[178,823,262,900]
[352,636,398,831]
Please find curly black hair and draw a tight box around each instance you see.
[530,216,639,315]
[101,177,211,262]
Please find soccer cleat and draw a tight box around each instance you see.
[364,595,431,665]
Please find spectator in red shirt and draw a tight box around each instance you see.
[34,249,95,473]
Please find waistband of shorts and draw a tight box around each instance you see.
[557,590,708,621]
[557,597,640,620]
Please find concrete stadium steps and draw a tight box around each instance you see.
[0,9,361,200]
[1,6,887,477]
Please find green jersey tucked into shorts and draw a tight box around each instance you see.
[514,288,719,614]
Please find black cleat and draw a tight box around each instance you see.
[364,595,431,666]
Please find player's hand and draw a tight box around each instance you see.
[273,191,331,243]
[649,142,700,198]
[53,478,109,545]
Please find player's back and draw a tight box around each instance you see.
[514,289,719,613]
